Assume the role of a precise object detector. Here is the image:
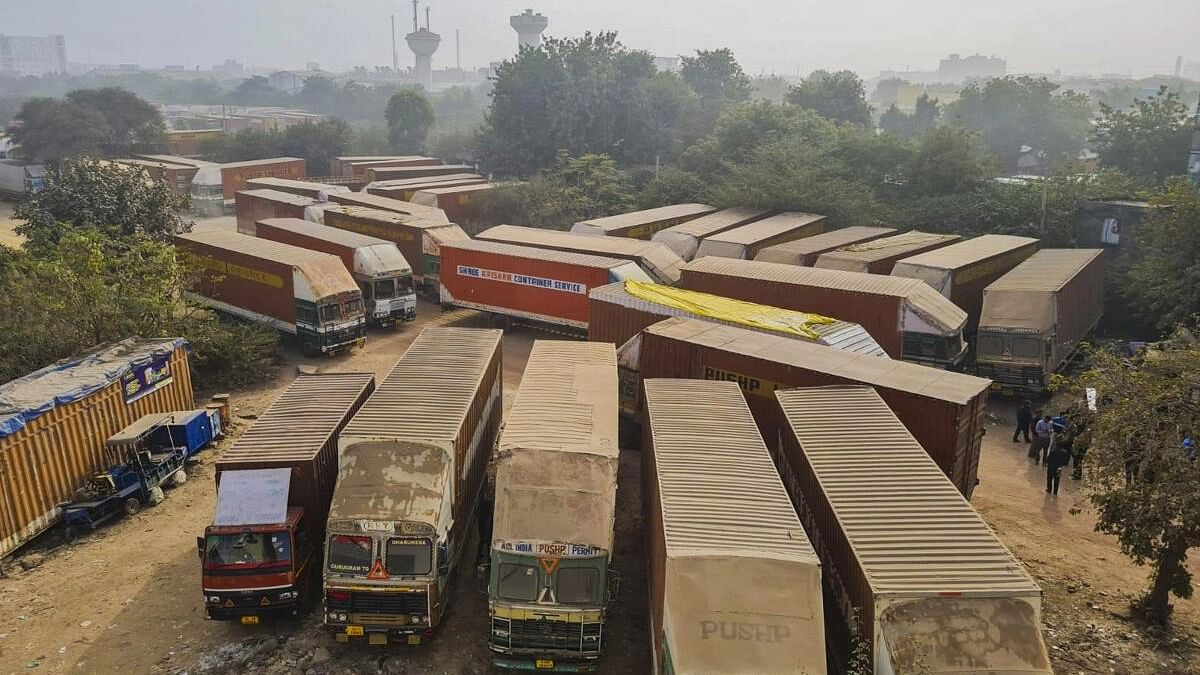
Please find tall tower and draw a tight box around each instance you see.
[405,0,440,89]
[510,9,548,50]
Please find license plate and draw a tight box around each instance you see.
[346,625,364,636]
[239,616,259,626]
[536,659,554,669]
[407,634,422,645]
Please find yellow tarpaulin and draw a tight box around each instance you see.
[623,280,836,340]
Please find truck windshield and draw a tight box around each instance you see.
[385,538,432,575]
[978,334,1005,356]
[374,279,396,300]
[205,532,291,568]
[497,563,539,601]
[343,299,364,318]
[557,567,600,604]
[1013,337,1041,358]
[327,534,373,575]
[321,303,343,322]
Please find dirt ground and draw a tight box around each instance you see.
[1,302,1198,674]
[0,201,23,248]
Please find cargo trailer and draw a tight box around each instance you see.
[636,317,991,498]
[891,234,1040,326]
[245,177,350,199]
[679,257,969,368]
[976,249,1104,392]
[201,372,375,623]
[815,230,961,274]
[477,224,685,285]
[325,191,449,223]
[174,230,366,355]
[326,327,503,646]
[0,338,194,559]
[650,207,770,260]
[367,164,477,182]
[571,203,717,239]
[135,154,217,169]
[642,379,825,675]
[322,205,468,295]
[235,189,316,234]
[367,175,485,201]
[775,385,1051,674]
[754,226,897,266]
[439,240,652,331]
[0,159,46,200]
[411,183,494,226]
[331,155,440,179]
[251,218,417,326]
[693,211,826,260]
[191,157,307,202]
[488,342,619,671]
[115,158,199,195]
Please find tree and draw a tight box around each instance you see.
[385,89,435,154]
[15,158,191,252]
[750,75,791,103]
[9,97,107,163]
[474,152,634,230]
[1093,86,1193,185]
[1126,178,1200,332]
[904,126,991,197]
[295,75,340,112]
[65,87,165,156]
[679,48,751,108]
[879,104,912,138]
[230,76,286,106]
[785,70,872,127]
[638,72,703,163]
[276,119,353,176]
[638,167,710,208]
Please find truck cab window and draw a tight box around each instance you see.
[343,299,364,317]
[1014,337,1041,358]
[385,538,432,575]
[397,276,414,294]
[978,335,1004,356]
[557,568,599,604]
[327,535,373,575]
[205,532,292,567]
[497,563,538,602]
[320,303,343,322]
[374,279,397,300]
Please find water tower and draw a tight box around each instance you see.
[510,9,548,50]
[406,0,440,89]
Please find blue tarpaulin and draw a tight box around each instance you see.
[0,337,189,438]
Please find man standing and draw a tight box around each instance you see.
[1046,440,1070,495]
[1013,400,1033,443]
[1029,414,1053,464]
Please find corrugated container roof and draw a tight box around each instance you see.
[342,327,502,442]
[325,192,450,222]
[478,224,684,282]
[371,174,483,189]
[643,379,817,561]
[217,373,375,467]
[576,203,716,232]
[820,230,961,264]
[414,183,494,196]
[776,385,1040,595]
[754,226,897,262]
[446,238,633,270]
[257,217,392,249]
[647,318,990,405]
[324,205,455,230]
[176,229,335,267]
[701,211,825,245]
[237,188,315,207]
[653,207,769,239]
[984,249,1104,293]
[246,177,343,192]
[219,157,303,170]
[337,155,434,162]
[892,234,1040,271]
[117,158,196,171]
[682,257,967,334]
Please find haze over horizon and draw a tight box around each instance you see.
[4,0,1198,78]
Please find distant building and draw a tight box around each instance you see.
[654,56,681,72]
[0,34,67,75]
[212,59,245,78]
[268,70,303,93]
[938,53,1005,82]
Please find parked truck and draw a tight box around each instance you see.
[367,175,485,201]
[250,218,417,326]
[679,257,970,368]
[245,177,350,199]
[174,230,367,355]
[200,372,375,624]
[890,234,1041,326]
[477,224,685,285]
[192,157,307,202]
[693,211,827,260]
[325,327,503,646]
[366,164,476,182]
[235,189,316,234]
[775,385,1051,674]
[976,249,1104,392]
[650,207,769,260]
[322,205,468,295]
[332,156,440,180]
[642,379,826,675]
[0,159,46,199]
[754,225,897,266]
[439,240,652,331]
[815,230,961,274]
[571,203,716,239]
[488,342,619,671]
[325,191,449,223]
[411,183,494,226]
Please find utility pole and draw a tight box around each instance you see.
[391,15,398,71]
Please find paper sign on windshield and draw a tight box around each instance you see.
[214,468,291,526]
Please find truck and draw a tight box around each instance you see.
[200,372,375,624]
[367,164,477,182]
[679,257,970,368]
[693,211,827,260]
[325,191,450,223]
[477,224,685,285]
[815,230,961,274]
[235,189,316,234]
[0,159,46,199]
[890,234,1041,327]
[754,225,897,266]
[366,174,484,200]
[322,205,468,295]
[636,317,991,498]
[775,385,1051,674]
[976,249,1104,391]
[488,342,619,671]
[650,207,769,260]
[191,157,307,203]
[250,218,417,326]
[245,177,350,199]
[439,240,652,332]
[331,155,440,179]
[411,183,494,226]
[325,327,503,646]
[115,158,199,195]
[642,379,826,675]
[174,230,367,355]
[571,203,716,239]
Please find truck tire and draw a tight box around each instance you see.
[123,497,142,517]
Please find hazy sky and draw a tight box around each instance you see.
[5,0,1198,77]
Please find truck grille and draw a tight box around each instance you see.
[328,591,427,615]
[324,326,363,347]
[494,617,602,652]
[978,363,1044,388]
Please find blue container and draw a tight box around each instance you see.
[148,410,214,457]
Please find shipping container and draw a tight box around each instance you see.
[774,385,1050,674]
[815,230,961,274]
[488,342,619,670]
[977,249,1104,391]
[327,327,503,644]
[477,224,685,285]
[0,338,194,558]
[571,203,716,239]
[235,189,315,234]
[200,157,307,201]
[331,155,441,179]
[439,240,651,330]
[411,183,495,226]
[174,230,366,354]
[325,191,449,223]
[636,317,991,498]
[694,211,827,260]
[650,207,770,260]
[754,226,898,266]
[368,176,487,201]
[202,372,375,621]
[115,158,199,195]
[245,177,350,199]
[164,129,224,157]
[252,218,417,326]
[367,164,477,182]
[679,257,969,368]
[641,379,825,675]
[322,205,467,294]
[891,234,1040,326]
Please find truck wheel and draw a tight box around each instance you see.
[123,497,142,517]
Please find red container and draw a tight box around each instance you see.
[366,164,476,182]
[235,189,313,234]
[343,156,441,180]
[411,183,494,226]
[220,158,306,200]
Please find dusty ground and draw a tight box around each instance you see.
[0,201,23,248]
[1,301,1198,674]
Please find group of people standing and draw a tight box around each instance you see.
[1015,400,1080,495]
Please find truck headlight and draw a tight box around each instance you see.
[411,614,423,624]
[207,596,220,604]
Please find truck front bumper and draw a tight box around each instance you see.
[491,651,599,672]
[327,622,434,646]
[204,595,301,622]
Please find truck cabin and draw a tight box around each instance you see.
[902,331,968,368]
[366,273,413,306]
[200,507,311,615]
[313,291,365,327]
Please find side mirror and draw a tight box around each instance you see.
[196,536,205,560]
[477,563,490,595]
[607,569,621,601]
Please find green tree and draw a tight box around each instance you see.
[1093,86,1193,185]
[277,119,354,176]
[785,70,872,127]
[9,97,107,163]
[474,152,634,230]
[65,87,166,156]
[750,75,791,103]
[904,126,991,197]
[679,48,752,108]
[639,72,703,163]
[638,167,710,208]
[196,128,279,162]
[385,89,435,154]
[1126,179,1200,332]
[879,104,912,138]
[230,76,287,106]
[295,75,340,112]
